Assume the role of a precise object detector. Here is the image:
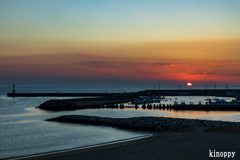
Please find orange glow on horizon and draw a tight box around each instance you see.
[0,39,240,86]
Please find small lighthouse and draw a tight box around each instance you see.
[12,84,15,94]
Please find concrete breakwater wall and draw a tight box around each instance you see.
[37,99,240,111]
[132,104,240,111]
[139,89,240,97]
[172,104,240,111]
[46,115,240,132]
[37,95,137,111]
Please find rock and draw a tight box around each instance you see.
[154,121,160,125]
[139,120,146,123]
[46,115,240,133]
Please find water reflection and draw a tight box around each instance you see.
[3,96,240,122]
[3,120,40,124]
[0,108,55,117]
[26,104,240,122]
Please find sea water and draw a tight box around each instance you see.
[1,87,240,159]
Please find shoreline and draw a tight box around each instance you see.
[14,126,240,160]
[9,134,152,160]
[10,116,240,160]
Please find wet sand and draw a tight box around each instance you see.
[18,127,240,160]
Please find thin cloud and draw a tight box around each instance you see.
[189,72,205,75]
[154,62,186,67]
[208,62,240,65]
[226,74,240,76]
[187,72,218,76]
[206,72,217,75]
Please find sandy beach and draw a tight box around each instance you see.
[17,126,240,160]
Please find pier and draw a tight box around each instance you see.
[138,89,240,97]
[7,85,240,98]
[7,84,240,111]
[7,92,125,97]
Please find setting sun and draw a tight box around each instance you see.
[187,83,192,87]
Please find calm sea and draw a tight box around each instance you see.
[1,87,240,159]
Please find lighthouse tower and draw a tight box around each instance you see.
[12,84,15,94]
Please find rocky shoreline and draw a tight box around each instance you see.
[46,115,240,132]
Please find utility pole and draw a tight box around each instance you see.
[159,82,160,90]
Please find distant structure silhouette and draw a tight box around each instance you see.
[12,84,15,94]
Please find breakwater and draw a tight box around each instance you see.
[37,99,240,111]
[7,93,128,97]
[37,94,137,111]
[47,115,240,132]
[139,89,240,97]
[127,104,240,111]
[170,104,240,111]
[7,89,240,97]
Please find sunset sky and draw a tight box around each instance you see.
[1,0,240,88]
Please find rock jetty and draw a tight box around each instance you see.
[37,94,137,111]
[46,115,240,132]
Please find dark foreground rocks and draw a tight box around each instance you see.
[46,115,240,132]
